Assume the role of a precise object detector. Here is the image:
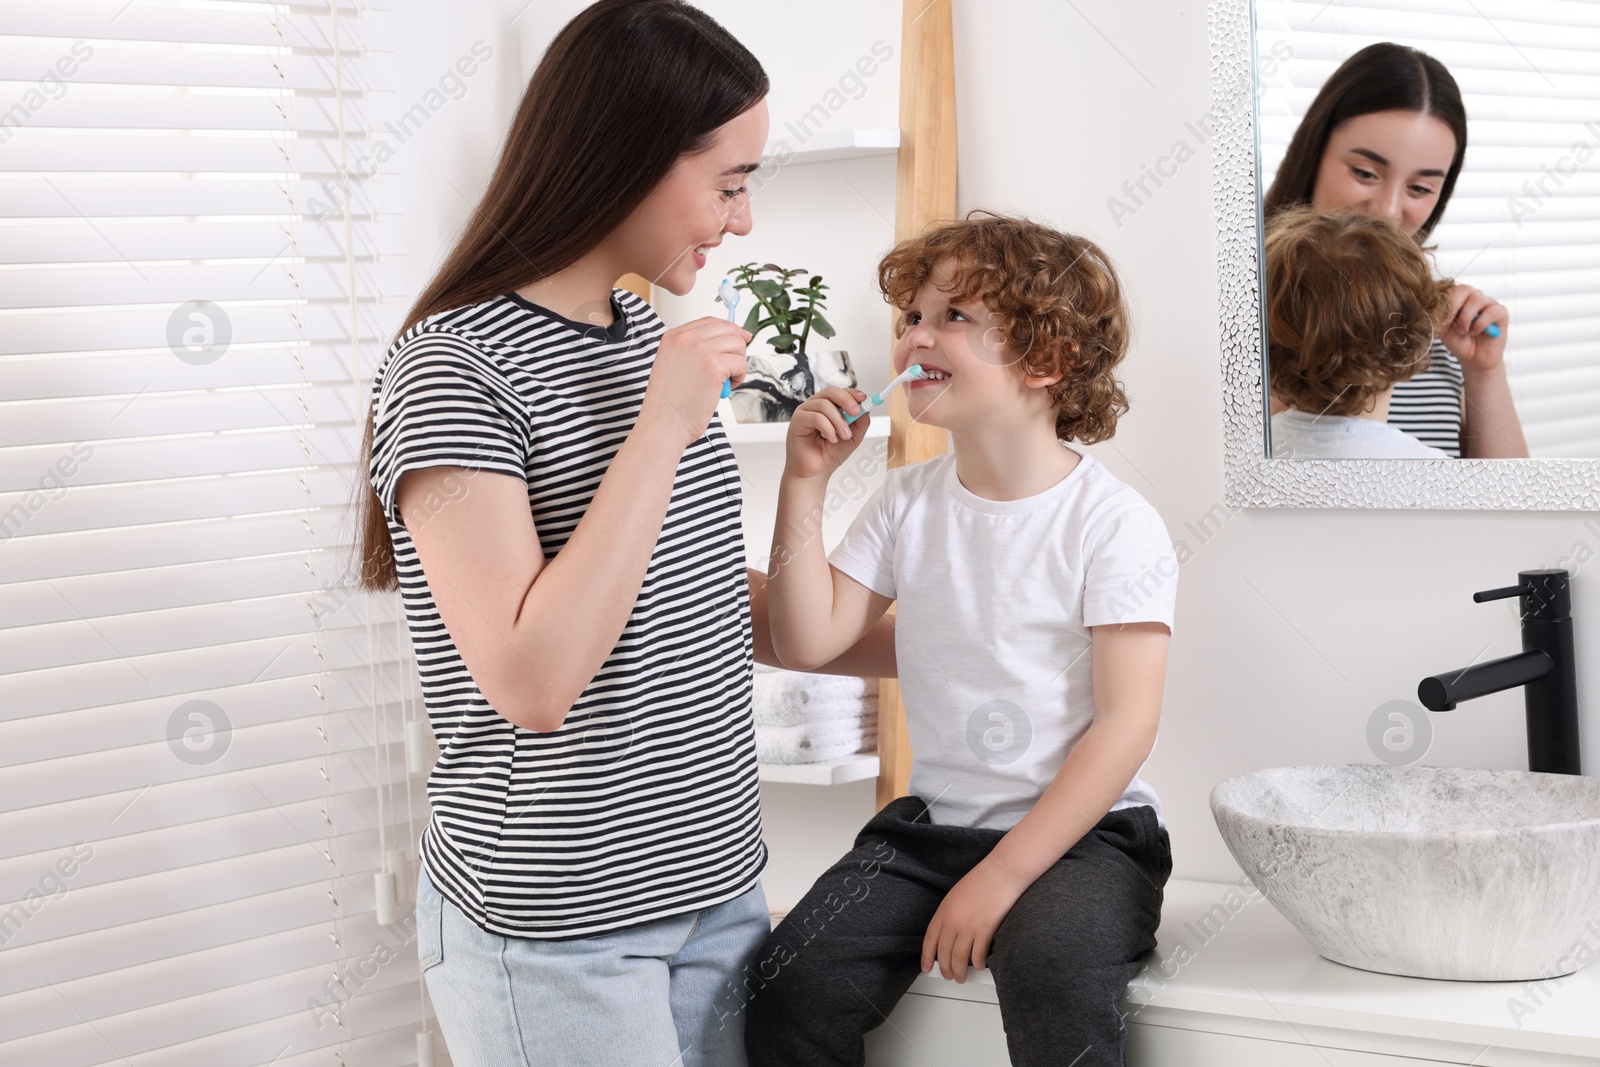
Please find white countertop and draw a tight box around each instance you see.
[902,878,1600,1065]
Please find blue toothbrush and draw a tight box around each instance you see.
[1467,309,1501,339]
[843,364,930,424]
[717,279,740,398]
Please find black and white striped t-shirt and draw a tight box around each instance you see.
[368,288,766,940]
[1388,339,1464,458]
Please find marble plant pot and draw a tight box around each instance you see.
[730,348,856,423]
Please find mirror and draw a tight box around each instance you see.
[1212,0,1600,508]
[1257,1,1600,461]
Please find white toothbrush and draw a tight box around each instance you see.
[717,279,740,398]
[843,364,928,424]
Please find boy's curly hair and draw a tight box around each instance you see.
[1266,205,1455,417]
[875,211,1131,443]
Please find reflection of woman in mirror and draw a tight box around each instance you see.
[1264,42,1529,458]
[1266,206,1456,459]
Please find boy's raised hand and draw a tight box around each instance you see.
[785,386,871,482]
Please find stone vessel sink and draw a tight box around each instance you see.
[1210,764,1600,981]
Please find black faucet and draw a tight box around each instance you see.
[1417,569,1582,775]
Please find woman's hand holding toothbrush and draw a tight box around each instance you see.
[785,386,870,482]
[1440,283,1508,374]
[639,318,751,451]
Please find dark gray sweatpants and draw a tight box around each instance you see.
[742,795,1171,1067]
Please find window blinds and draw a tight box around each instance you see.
[0,2,437,1063]
[1256,0,1600,457]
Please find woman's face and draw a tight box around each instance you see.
[616,98,770,296]
[1310,109,1457,237]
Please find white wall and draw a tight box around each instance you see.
[376,4,524,315]
[383,0,1600,909]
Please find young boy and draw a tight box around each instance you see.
[743,213,1176,1067]
[1266,205,1457,460]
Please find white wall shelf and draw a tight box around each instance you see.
[723,416,891,445]
[761,127,900,166]
[757,754,880,785]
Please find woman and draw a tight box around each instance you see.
[1264,41,1528,459]
[350,3,892,1065]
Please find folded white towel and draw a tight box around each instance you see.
[753,668,880,727]
[753,666,878,701]
[754,693,879,728]
[756,715,878,765]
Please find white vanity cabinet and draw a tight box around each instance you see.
[868,999,1458,1065]
[864,880,1600,1067]
[1129,1029,1495,1066]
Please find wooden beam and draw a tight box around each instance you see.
[877,0,957,811]
[617,273,652,302]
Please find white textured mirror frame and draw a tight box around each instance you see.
[1211,0,1600,510]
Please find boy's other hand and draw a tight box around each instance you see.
[784,386,870,482]
[921,860,1032,983]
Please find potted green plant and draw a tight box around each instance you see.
[723,262,835,353]
[719,262,857,422]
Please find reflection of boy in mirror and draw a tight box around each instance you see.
[1263,41,1527,458]
[1266,206,1456,460]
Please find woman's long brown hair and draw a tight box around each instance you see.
[351,0,767,592]
[1263,41,1467,242]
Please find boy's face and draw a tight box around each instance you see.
[891,258,1056,432]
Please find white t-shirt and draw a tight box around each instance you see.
[1272,409,1451,460]
[828,444,1178,831]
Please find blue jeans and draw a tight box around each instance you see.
[417,863,771,1067]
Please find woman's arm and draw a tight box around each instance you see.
[1460,364,1529,458]
[396,319,751,733]
[398,405,692,732]
[748,567,895,676]
[919,621,1170,981]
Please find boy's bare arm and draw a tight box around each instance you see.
[766,386,895,671]
[767,471,893,669]
[748,567,896,677]
[986,621,1170,883]
[920,621,1170,981]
